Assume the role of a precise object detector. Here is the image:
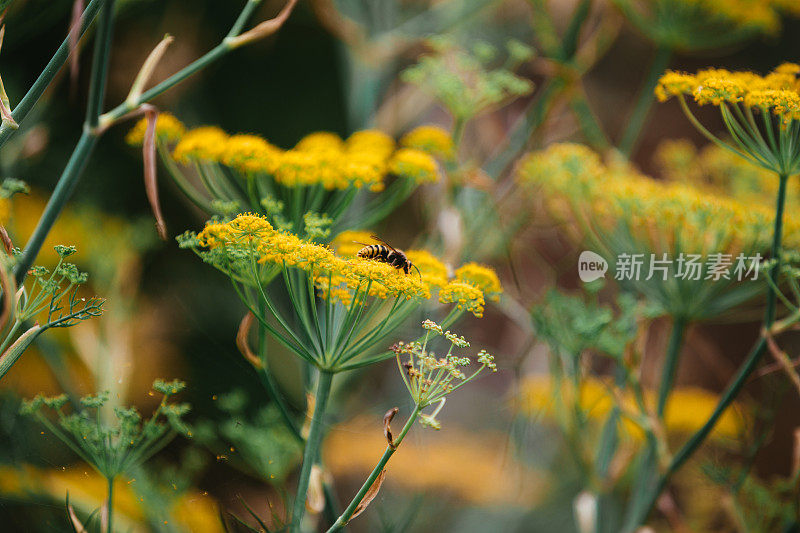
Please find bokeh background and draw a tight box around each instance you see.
[2,0,800,531]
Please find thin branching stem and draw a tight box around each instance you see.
[0,0,105,146]
[327,404,422,532]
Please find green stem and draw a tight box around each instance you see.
[13,130,98,284]
[626,173,789,529]
[14,0,117,284]
[327,404,422,532]
[0,0,105,147]
[106,475,114,533]
[100,0,265,125]
[569,90,609,150]
[765,174,788,327]
[85,0,116,127]
[656,316,686,418]
[618,45,672,156]
[255,300,303,443]
[291,371,333,532]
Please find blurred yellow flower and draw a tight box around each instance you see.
[517,142,799,254]
[173,126,229,163]
[400,125,454,159]
[0,465,222,533]
[295,131,345,152]
[389,148,439,183]
[455,262,503,301]
[655,139,800,210]
[406,249,449,288]
[220,134,284,175]
[330,230,377,257]
[323,417,539,505]
[518,375,745,442]
[345,129,395,159]
[125,113,186,146]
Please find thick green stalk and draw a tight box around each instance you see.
[618,45,672,156]
[106,475,114,533]
[327,404,422,532]
[0,0,105,147]
[656,316,686,418]
[764,174,788,327]
[626,174,789,529]
[291,371,333,533]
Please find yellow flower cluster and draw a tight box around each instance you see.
[656,63,800,124]
[324,417,535,505]
[345,130,395,159]
[400,125,455,159]
[518,375,745,442]
[197,215,494,315]
[0,465,222,533]
[439,281,486,318]
[220,134,283,175]
[143,116,442,191]
[517,143,792,254]
[274,147,385,191]
[172,126,230,163]
[125,112,186,145]
[406,249,450,288]
[331,231,502,299]
[455,263,503,301]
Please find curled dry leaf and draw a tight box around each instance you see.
[127,34,174,105]
[236,312,263,368]
[383,407,398,448]
[0,26,16,129]
[227,0,299,48]
[142,105,167,240]
[765,331,800,395]
[66,494,88,533]
[0,249,16,332]
[350,469,386,521]
[0,225,12,255]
